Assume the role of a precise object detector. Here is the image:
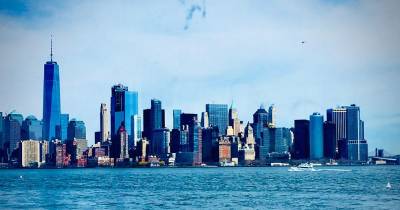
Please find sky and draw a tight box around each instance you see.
[0,0,399,154]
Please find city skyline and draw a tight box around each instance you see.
[0,1,399,153]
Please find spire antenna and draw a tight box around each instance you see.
[50,34,53,62]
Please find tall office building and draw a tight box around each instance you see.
[21,116,43,140]
[201,112,209,128]
[57,114,69,142]
[293,120,310,159]
[326,107,346,151]
[19,140,41,168]
[229,105,241,136]
[259,127,291,160]
[345,104,367,161]
[202,126,219,163]
[100,103,110,142]
[252,105,269,145]
[143,99,165,153]
[4,112,24,156]
[173,109,181,129]
[151,128,170,160]
[323,121,336,159]
[130,115,141,148]
[110,84,138,145]
[309,113,324,160]
[67,119,86,140]
[42,39,61,141]
[206,104,228,136]
[268,104,276,128]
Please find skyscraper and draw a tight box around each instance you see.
[4,112,24,156]
[229,105,240,136]
[130,115,141,148]
[143,99,165,153]
[201,112,209,128]
[252,105,269,145]
[173,109,181,129]
[327,107,347,151]
[151,128,170,160]
[110,84,138,147]
[58,114,69,142]
[42,39,61,141]
[293,120,310,159]
[309,113,324,160]
[268,104,276,128]
[180,113,198,127]
[21,115,43,140]
[206,104,228,136]
[323,121,336,159]
[67,119,86,140]
[345,104,367,161]
[100,103,110,142]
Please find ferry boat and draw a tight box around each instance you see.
[288,163,316,171]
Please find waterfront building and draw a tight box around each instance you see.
[240,123,256,162]
[323,121,336,159]
[151,128,170,160]
[137,138,149,162]
[110,84,138,146]
[229,105,241,136]
[111,125,129,159]
[170,129,181,153]
[100,103,110,142]
[67,119,86,140]
[42,40,61,141]
[201,112,209,128]
[292,123,304,159]
[51,140,67,168]
[21,116,42,140]
[202,126,219,163]
[259,127,291,161]
[173,109,181,129]
[309,113,324,160]
[19,140,40,167]
[327,107,346,151]
[66,138,88,165]
[345,104,368,161]
[206,104,228,136]
[189,122,202,165]
[218,137,231,163]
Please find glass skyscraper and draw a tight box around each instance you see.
[110,84,138,144]
[67,119,86,140]
[42,56,61,141]
[57,113,69,142]
[4,112,24,155]
[327,107,347,152]
[293,119,310,159]
[309,113,324,160]
[21,115,43,140]
[206,104,228,136]
[173,109,181,129]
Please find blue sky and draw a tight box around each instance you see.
[0,0,399,154]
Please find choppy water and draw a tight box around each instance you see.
[1,166,399,209]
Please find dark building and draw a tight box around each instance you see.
[293,120,310,159]
[4,112,24,160]
[252,105,269,145]
[323,121,336,159]
[180,113,198,127]
[170,129,181,154]
[173,109,181,129]
[202,126,219,163]
[142,99,165,147]
[151,128,170,160]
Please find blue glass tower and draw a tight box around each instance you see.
[206,104,228,136]
[67,119,86,140]
[42,40,61,141]
[21,115,43,140]
[309,113,324,159]
[110,84,138,144]
[4,112,24,155]
[173,109,181,129]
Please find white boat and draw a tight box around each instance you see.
[386,182,392,189]
[288,163,316,172]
